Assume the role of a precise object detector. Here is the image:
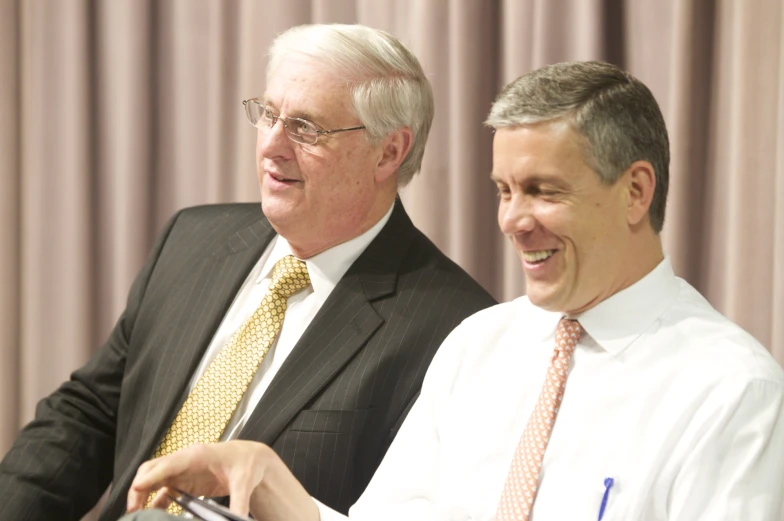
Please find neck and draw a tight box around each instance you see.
[632,234,665,279]
[287,191,396,259]
[564,233,664,317]
[611,234,665,300]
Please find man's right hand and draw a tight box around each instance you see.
[125,441,319,521]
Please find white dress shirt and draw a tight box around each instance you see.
[318,258,784,521]
[181,204,394,440]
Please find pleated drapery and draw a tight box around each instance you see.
[1,6,783,520]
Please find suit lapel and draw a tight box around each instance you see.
[136,210,278,461]
[239,200,417,444]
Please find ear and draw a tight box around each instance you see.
[624,160,656,227]
[375,127,413,183]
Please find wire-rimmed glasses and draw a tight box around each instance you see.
[242,98,366,145]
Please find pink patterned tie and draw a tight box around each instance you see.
[496,318,583,521]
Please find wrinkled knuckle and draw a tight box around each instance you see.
[191,443,210,457]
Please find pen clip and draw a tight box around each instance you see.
[597,477,614,521]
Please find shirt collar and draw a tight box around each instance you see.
[571,257,680,355]
[256,204,395,296]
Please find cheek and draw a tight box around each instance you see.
[255,131,266,156]
[294,148,330,182]
[495,200,511,232]
[531,203,566,232]
[567,222,611,271]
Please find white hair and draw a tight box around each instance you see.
[267,24,434,186]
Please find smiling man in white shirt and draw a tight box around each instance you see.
[123,61,784,521]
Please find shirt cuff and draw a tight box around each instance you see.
[313,497,350,521]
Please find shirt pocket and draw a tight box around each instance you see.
[578,471,626,521]
[536,468,624,521]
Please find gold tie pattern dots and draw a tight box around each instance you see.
[146,255,310,513]
[496,318,583,521]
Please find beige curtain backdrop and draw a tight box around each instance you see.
[1,1,783,516]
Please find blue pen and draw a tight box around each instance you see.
[597,477,614,521]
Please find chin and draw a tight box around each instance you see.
[261,199,297,227]
[525,284,566,313]
[527,289,553,309]
[528,295,562,312]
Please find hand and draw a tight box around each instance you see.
[126,441,318,521]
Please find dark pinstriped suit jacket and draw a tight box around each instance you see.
[0,201,496,521]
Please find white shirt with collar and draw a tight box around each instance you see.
[182,204,394,441]
[317,257,784,521]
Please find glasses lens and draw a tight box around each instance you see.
[245,101,276,128]
[260,105,276,127]
[286,118,319,145]
[246,101,261,126]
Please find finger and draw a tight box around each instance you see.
[227,473,253,517]
[149,486,175,510]
[127,464,163,510]
[128,455,191,511]
[127,459,165,511]
[126,488,143,513]
[132,453,190,492]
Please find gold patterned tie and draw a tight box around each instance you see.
[496,318,583,521]
[146,255,310,513]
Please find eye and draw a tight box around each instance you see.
[539,187,564,198]
[526,185,555,197]
[496,185,511,200]
[261,106,277,122]
[290,118,319,137]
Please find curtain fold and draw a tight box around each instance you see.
[0,0,21,449]
[444,1,500,291]
[19,0,96,422]
[94,0,155,331]
[774,0,784,352]
[2,1,783,491]
[697,0,783,348]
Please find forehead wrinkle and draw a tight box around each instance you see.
[264,87,354,128]
[497,128,588,184]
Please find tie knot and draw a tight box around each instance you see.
[269,255,311,298]
[555,318,583,357]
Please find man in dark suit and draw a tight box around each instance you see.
[0,24,495,521]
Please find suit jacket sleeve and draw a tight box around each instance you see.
[0,211,183,521]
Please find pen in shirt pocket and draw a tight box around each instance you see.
[597,477,614,521]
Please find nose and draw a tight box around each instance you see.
[498,195,537,236]
[258,118,294,160]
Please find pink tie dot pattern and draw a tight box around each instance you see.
[496,318,583,521]
[146,255,309,513]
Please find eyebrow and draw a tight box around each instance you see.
[489,173,505,184]
[262,100,323,124]
[489,172,572,189]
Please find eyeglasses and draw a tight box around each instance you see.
[242,98,366,145]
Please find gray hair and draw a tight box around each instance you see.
[267,24,434,186]
[486,61,670,233]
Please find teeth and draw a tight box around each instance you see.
[522,250,555,263]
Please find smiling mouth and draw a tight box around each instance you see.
[268,171,300,184]
[522,249,556,263]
